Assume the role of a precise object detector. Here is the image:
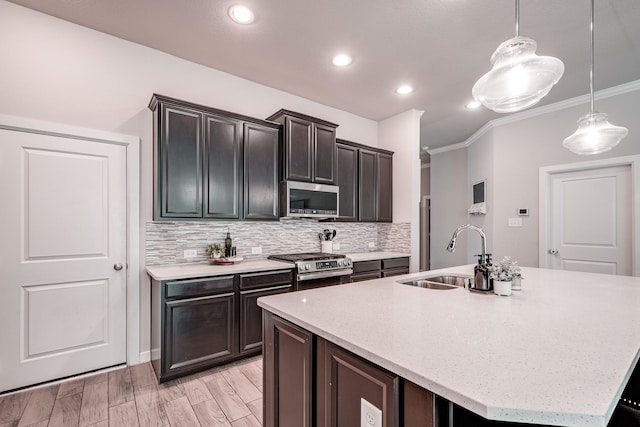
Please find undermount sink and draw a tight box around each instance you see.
[398,275,471,290]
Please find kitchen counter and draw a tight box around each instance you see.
[345,251,410,262]
[146,259,293,281]
[257,264,640,427]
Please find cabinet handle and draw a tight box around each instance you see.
[114,263,124,271]
[548,249,559,255]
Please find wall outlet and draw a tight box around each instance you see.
[251,246,262,255]
[361,398,382,427]
[368,242,375,248]
[508,218,523,227]
[183,249,198,258]
[333,243,341,250]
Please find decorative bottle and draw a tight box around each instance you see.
[224,230,232,257]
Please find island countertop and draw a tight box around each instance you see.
[257,264,640,427]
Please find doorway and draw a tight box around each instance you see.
[539,155,640,276]
[0,117,140,392]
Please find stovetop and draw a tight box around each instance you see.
[268,252,346,262]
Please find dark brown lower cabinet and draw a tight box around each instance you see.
[263,312,438,427]
[240,285,292,355]
[151,269,292,383]
[351,259,382,282]
[381,257,410,277]
[317,338,399,427]
[352,257,410,282]
[263,313,313,427]
[164,292,236,377]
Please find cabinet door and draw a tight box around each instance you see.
[203,114,242,219]
[264,314,314,427]
[317,338,399,427]
[314,123,336,184]
[377,152,393,222]
[285,116,313,182]
[336,143,358,221]
[239,285,292,355]
[163,292,236,379]
[359,149,377,221]
[244,123,279,220]
[158,105,203,218]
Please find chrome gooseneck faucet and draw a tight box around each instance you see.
[446,224,492,291]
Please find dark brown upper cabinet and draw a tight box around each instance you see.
[154,104,203,218]
[204,113,242,219]
[243,123,280,220]
[267,110,338,184]
[149,94,280,221]
[337,139,393,223]
[336,142,359,221]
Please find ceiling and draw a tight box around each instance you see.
[8,0,640,150]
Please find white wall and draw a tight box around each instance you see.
[429,148,468,268]
[379,109,423,272]
[430,83,640,269]
[0,2,382,361]
[491,87,640,266]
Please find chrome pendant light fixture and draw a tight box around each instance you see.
[562,0,628,155]
[472,0,565,113]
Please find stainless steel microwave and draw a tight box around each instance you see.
[280,181,339,219]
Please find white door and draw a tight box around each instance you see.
[0,128,127,392]
[545,165,632,275]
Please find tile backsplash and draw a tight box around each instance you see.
[145,220,411,265]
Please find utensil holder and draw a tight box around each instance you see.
[320,241,333,253]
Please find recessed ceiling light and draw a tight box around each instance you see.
[228,5,254,24]
[332,54,352,67]
[465,100,482,109]
[396,85,413,95]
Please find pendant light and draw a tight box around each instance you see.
[562,0,628,155]
[472,0,565,113]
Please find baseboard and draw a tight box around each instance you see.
[139,350,151,363]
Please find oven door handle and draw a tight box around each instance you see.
[297,269,353,282]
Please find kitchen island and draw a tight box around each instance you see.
[257,264,640,427]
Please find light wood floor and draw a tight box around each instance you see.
[0,356,263,427]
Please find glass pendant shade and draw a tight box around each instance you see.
[562,112,629,155]
[472,36,565,113]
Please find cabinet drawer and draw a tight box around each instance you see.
[239,269,293,290]
[352,260,381,274]
[381,268,409,278]
[165,276,235,299]
[351,272,381,283]
[382,257,409,270]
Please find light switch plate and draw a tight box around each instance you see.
[251,247,262,255]
[183,249,197,258]
[361,398,382,427]
[333,243,341,250]
[508,218,523,227]
[368,242,375,248]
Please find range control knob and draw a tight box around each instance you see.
[305,263,311,270]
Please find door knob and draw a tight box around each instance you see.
[548,249,559,255]
[114,263,124,271]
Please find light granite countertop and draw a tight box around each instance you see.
[146,259,293,281]
[258,264,640,427]
[146,251,410,281]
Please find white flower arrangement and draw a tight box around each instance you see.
[488,256,521,281]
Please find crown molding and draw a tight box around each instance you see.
[427,79,640,156]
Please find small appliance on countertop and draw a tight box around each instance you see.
[268,252,352,291]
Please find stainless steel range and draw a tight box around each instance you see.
[268,252,353,291]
